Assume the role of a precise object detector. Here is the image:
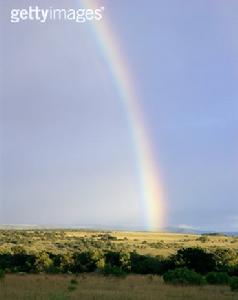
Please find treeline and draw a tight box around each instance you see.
[0,246,238,289]
[0,247,237,275]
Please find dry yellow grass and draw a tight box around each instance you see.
[0,231,237,299]
[0,274,237,300]
[63,230,238,256]
[1,230,237,257]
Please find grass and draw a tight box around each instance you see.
[0,274,237,300]
[1,229,236,257]
[65,230,238,256]
[0,230,237,299]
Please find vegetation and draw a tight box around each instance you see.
[0,269,5,280]
[230,277,238,291]
[0,229,237,298]
[206,272,230,285]
[0,274,237,300]
[163,267,206,285]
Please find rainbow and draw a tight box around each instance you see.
[78,0,166,230]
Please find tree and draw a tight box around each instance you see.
[163,267,206,285]
[174,247,216,274]
[34,252,53,272]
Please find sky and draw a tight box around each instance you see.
[0,0,238,231]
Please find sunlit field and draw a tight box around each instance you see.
[0,274,237,300]
[0,230,238,299]
[1,229,237,256]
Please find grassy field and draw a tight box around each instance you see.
[0,274,237,300]
[0,230,238,299]
[1,229,237,256]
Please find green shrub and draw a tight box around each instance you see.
[230,277,238,291]
[227,264,238,277]
[0,269,5,280]
[197,236,209,243]
[206,272,230,285]
[130,252,174,275]
[72,252,97,273]
[103,264,126,277]
[70,278,78,285]
[67,285,77,292]
[174,248,216,274]
[96,258,105,271]
[46,265,60,274]
[35,252,53,273]
[213,248,237,272]
[163,267,206,285]
[104,251,130,271]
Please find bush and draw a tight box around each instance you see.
[174,248,216,274]
[96,258,105,271]
[35,252,53,273]
[103,264,126,277]
[0,269,5,280]
[163,267,206,285]
[72,252,97,273]
[104,251,131,272]
[46,265,60,274]
[130,252,174,275]
[228,265,238,277]
[197,236,209,243]
[213,248,237,272]
[230,277,238,291]
[70,278,78,285]
[206,272,230,285]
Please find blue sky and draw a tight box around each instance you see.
[1,0,238,230]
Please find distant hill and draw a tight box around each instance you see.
[163,226,238,236]
[0,224,237,236]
